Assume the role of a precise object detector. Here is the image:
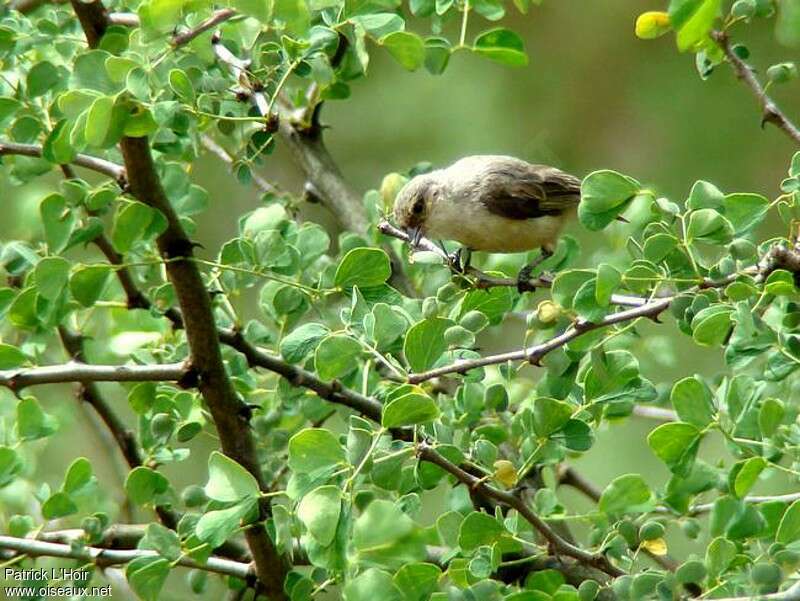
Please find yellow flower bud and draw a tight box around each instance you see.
[380,172,408,210]
[493,460,518,487]
[536,300,562,324]
[640,537,668,556]
[635,11,671,40]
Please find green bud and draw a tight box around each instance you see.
[676,559,707,584]
[751,561,781,587]
[767,62,798,84]
[731,0,756,18]
[150,413,175,441]
[422,297,439,319]
[681,518,701,539]
[460,310,489,333]
[188,569,208,594]
[436,282,459,302]
[617,520,638,547]
[8,515,34,538]
[444,325,475,348]
[578,580,600,601]
[182,484,208,508]
[639,520,665,541]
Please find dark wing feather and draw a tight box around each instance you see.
[481,163,581,221]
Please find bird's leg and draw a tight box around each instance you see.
[448,247,472,274]
[517,246,553,293]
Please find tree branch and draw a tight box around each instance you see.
[172,8,236,47]
[408,296,674,383]
[0,535,253,580]
[417,443,624,577]
[68,2,288,596]
[0,141,126,184]
[0,360,187,391]
[713,30,800,146]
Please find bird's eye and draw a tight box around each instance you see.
[412,199,424,214]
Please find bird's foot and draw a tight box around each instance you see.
[448,247,472,274]
[517,265,537,293]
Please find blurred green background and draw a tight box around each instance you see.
[2,0,800,597]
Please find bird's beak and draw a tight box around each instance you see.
[406,226,422,247]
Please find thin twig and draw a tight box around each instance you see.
[713,30,800,146]
[200,134,282,196]
[0,535,253,580]
[417,443,624,577]
[0,141,126,184]
[0,361,188,390]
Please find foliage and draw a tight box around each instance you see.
[0,0,800,600]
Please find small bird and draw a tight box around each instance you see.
[393,155,581,279]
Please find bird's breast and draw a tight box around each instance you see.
[425,202,567,253]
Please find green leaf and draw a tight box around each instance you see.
[595,263,621,306]
[552,270,594,308]
[691,305,734,346]
[670,376,715,427]
[205,451,260,503]
[344,568,402,601]
[579,170,641,230]
[686,208,734,244]
[533,397,573,437]
[381,31,425,70]
[764,269,797,296]
[297,485,342,546]
[0,446,22,488]
[314,335,362,380]
[526,569,565,594]
[168,69,195,103]
[472,28,528,66]
[424,37,451,75]
[731,457,766,498]
[350,13,405,38]
[0,344,27,369]
[759,398,785,437]
[273,0,311,33]
[403,317,454,372]
[458,511,506,551]
[34,256,70,301]
[705,536,736,578]
[335,248,392,288]
[647,421,701,477]
[125,466,169,505]
[196,499,256,548]
[231,0,271,21]
[777,499,800,543]
[112,201,155,253]
[17,397,58,441]
[599,474,654,514]
[393,563,442,601]
[63,457,94,494]
[141,523,181,562]
[27,61,61,98]
[382,392,440,427]
[288,428,346,473]
[85,95,115,147]
[722,193,769,233]
[72,50,119,94]
[70,264,112,307]
[280,322,330,363]
[669,0,722,52]
[352,499,424,565]
[40,193,75,253]
[42,492,78,519]
[126,557,170,601]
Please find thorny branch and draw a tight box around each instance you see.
[713,30,800,146]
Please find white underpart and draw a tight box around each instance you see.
[424,200,568,253]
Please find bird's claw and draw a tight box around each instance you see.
[517,265,536,293]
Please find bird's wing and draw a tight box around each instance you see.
[480,164,581,220]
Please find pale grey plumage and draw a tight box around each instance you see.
[393,155,581,253]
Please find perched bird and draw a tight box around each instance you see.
[393,156,581,273]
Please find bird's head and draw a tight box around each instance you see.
[393,173,444,246]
